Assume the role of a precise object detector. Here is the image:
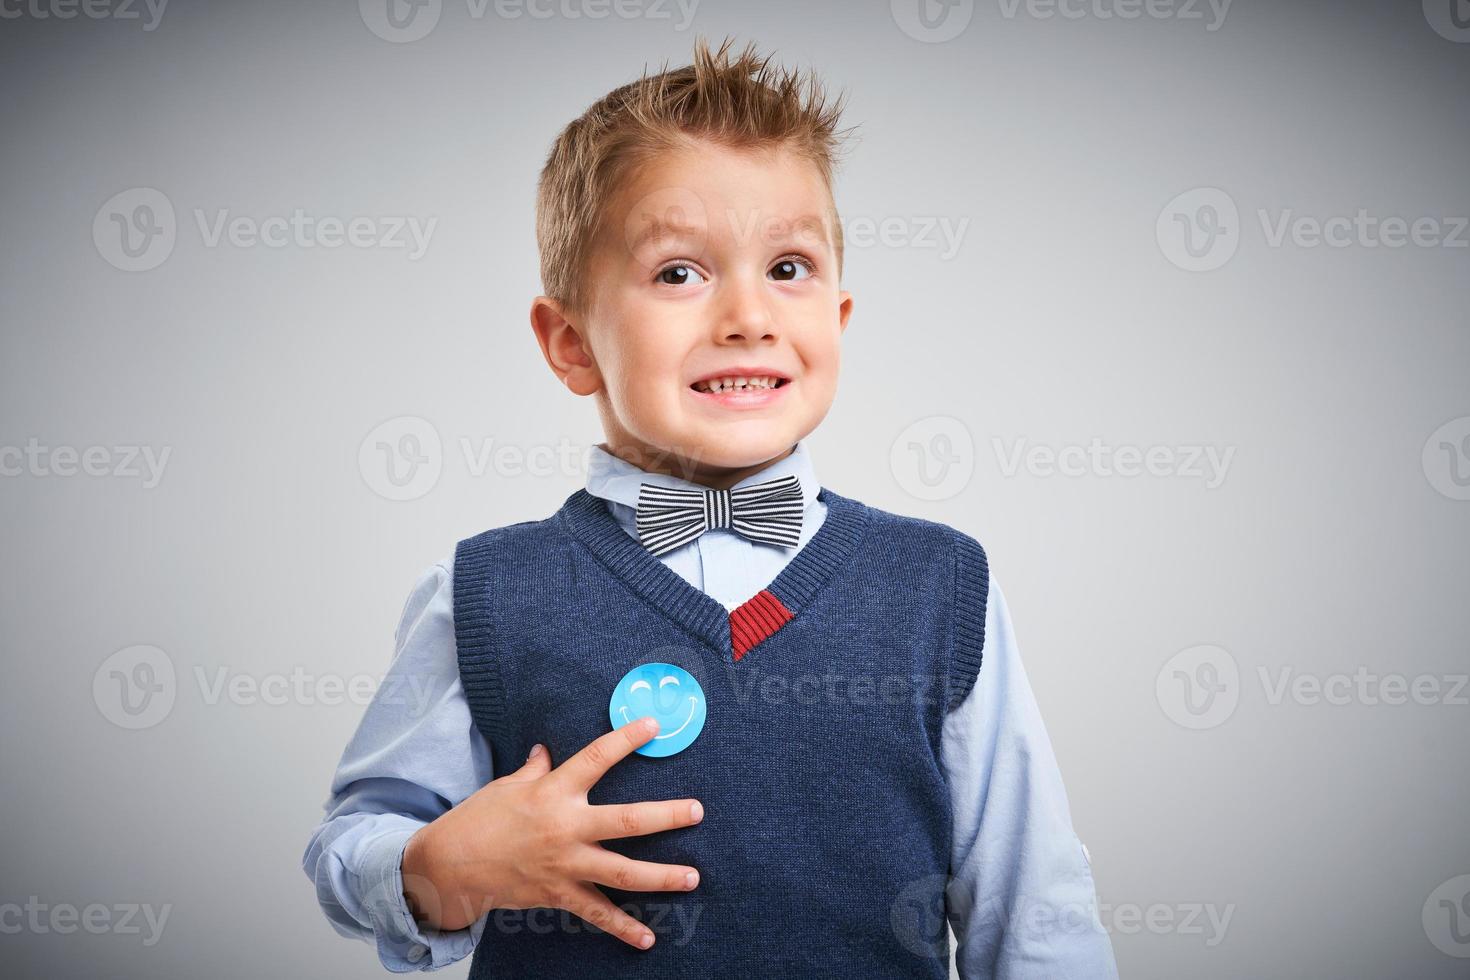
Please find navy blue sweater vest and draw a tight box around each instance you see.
[453,485,989,979]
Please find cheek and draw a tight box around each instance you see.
[612,333,688,400]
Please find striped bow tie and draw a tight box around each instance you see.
[634,474,805,557]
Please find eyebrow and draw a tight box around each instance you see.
[626,211,703,254]
[626,209,836,254]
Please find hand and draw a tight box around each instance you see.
[401,716,704,950]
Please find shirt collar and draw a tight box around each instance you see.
[586,440,820,533]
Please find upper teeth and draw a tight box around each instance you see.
[694,376,781,393]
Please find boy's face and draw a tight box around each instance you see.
[537,141,852,488]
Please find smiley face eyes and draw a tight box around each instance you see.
[630,675,681,695]
[628,676,684,715]
[609,662,708,758]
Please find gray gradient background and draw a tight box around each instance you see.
[2,0,1468,977]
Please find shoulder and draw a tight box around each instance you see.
[825,487,988,560]
[453,499,574,566]
[827,490,992,711]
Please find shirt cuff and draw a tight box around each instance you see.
[358,827,482,972]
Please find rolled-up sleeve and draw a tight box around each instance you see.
[301,559,494,972]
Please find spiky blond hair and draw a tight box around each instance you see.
[535,36,854,317]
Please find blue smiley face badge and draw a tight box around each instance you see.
[609,662,707,758]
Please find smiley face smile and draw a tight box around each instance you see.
[621,696,699,739]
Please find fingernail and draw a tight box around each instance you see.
[684,870,699,889]
[527,744,544,761]
[639,931,654,949]
[642,716,658,734]
[690,801,703,822]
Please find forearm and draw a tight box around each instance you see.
[304,808,482,971]
[399,812,495,933]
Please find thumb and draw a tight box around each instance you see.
[498,743,552,783]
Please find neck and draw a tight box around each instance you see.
[599,442,796,491]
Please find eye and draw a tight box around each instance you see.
[655,263,707,287]
[659,676,680,688]
[769,256,814,282]
[630,680,651,694]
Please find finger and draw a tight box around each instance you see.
[496,743,552,785]
[558,882,656,950]
[585,798,705,842]
[576,847,700,894]
[553,717,658,794]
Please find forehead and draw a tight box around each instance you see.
[608,141,836,257]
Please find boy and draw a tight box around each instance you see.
[303,36,1118,978]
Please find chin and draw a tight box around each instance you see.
[680,428,803,469]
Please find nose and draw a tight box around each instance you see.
[713,271,777,343]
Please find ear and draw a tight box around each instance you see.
[530,296,602,396]
[837,289,854,334]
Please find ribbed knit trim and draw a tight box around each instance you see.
[729,589,794,661]
[556,485,871,661]
[948,530,990,712]
[454,532,509,745]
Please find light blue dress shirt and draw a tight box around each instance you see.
[302,440,1118,976]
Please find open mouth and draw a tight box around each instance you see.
[689,375,791,394]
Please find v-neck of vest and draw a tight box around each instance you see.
[554,484,872,664]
